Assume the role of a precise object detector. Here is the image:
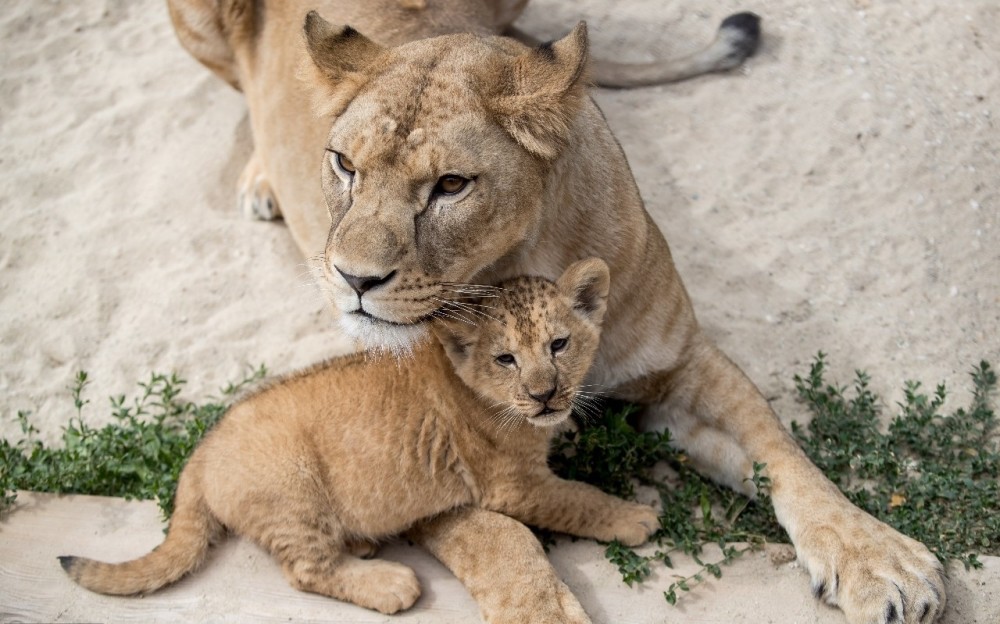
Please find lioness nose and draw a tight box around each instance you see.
[335,267,396,295]
[528,387,556,404]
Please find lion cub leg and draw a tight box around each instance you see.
[248,510,418,614]
[488,473,659,547]
[237,150,280,220]
[409,507,591,624]
[280,554,420,615]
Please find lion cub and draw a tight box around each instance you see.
[59,258,659,614]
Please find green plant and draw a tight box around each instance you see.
[1,366,266,519]
[549,355,998,602]
[791,354,998,569]
[2,355,996,604]
[550,407,782,604]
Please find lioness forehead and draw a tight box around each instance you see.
[343,42,489,134]
[330,35,520,168]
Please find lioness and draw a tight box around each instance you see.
[167,1,946,622]
[61,258,651,622]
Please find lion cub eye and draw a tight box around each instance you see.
[495,353,516,367]
[550,337,569,354]
[434,175,469,196]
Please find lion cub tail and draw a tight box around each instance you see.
[58,469,221,595]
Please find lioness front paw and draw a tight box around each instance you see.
[485,578,592,624]
[795,509,945,623]
[238,152,280,220]
[550,579,593,624]
[603,503,659,547]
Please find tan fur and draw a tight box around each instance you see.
[166,0,758,225]
[166,2,943,623]
[60,259,653,621]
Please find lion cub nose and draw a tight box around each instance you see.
[335,267,396,295]
[528,387,557,405]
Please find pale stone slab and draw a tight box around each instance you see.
[2,492,997,623]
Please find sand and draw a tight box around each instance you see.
[1,0,997,621]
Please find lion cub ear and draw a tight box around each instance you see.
[484,22,591,159]
[557,257,610,325]
[432,320,479,367]
[299,11,387,117]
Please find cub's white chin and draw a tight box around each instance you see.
[527,410,571,428]
[338,312,429,357]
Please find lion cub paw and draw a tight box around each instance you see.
[344,539,380,559]
[347,559,421,615]
[604,503,659,547]
[795,510,945,623]
[238,153,280,221]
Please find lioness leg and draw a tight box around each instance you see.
[238,150,280,221]
[633,334,945,624]
[166,0,244,90]
[408,507,591,624]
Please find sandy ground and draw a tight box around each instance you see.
[1,0,997,622]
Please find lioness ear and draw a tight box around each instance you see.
[298,12,387,117]
[485,22,590,159]
[557,257,610,325]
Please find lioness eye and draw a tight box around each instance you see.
[550,337,569,354]
[434,175,469,196]
[495,353,516,367]
[329,150,356,176]
[338,153,356,174]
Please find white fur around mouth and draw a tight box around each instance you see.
[338,311,429,357]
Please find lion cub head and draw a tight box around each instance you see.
[299,12,591,353]
[434,258,609,428]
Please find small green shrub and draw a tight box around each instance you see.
[550,355,998,602]
[1,366,266,519]
[2,355,996,605]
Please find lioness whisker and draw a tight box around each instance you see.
[430,301,479,323]
[435,298,503,324]
[442,293,500,300]
[440,282,506,291]
[431,309,477,326]
[432,297,502,325]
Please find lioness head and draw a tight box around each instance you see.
[300,12,590,353]
[435,258,609,427]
